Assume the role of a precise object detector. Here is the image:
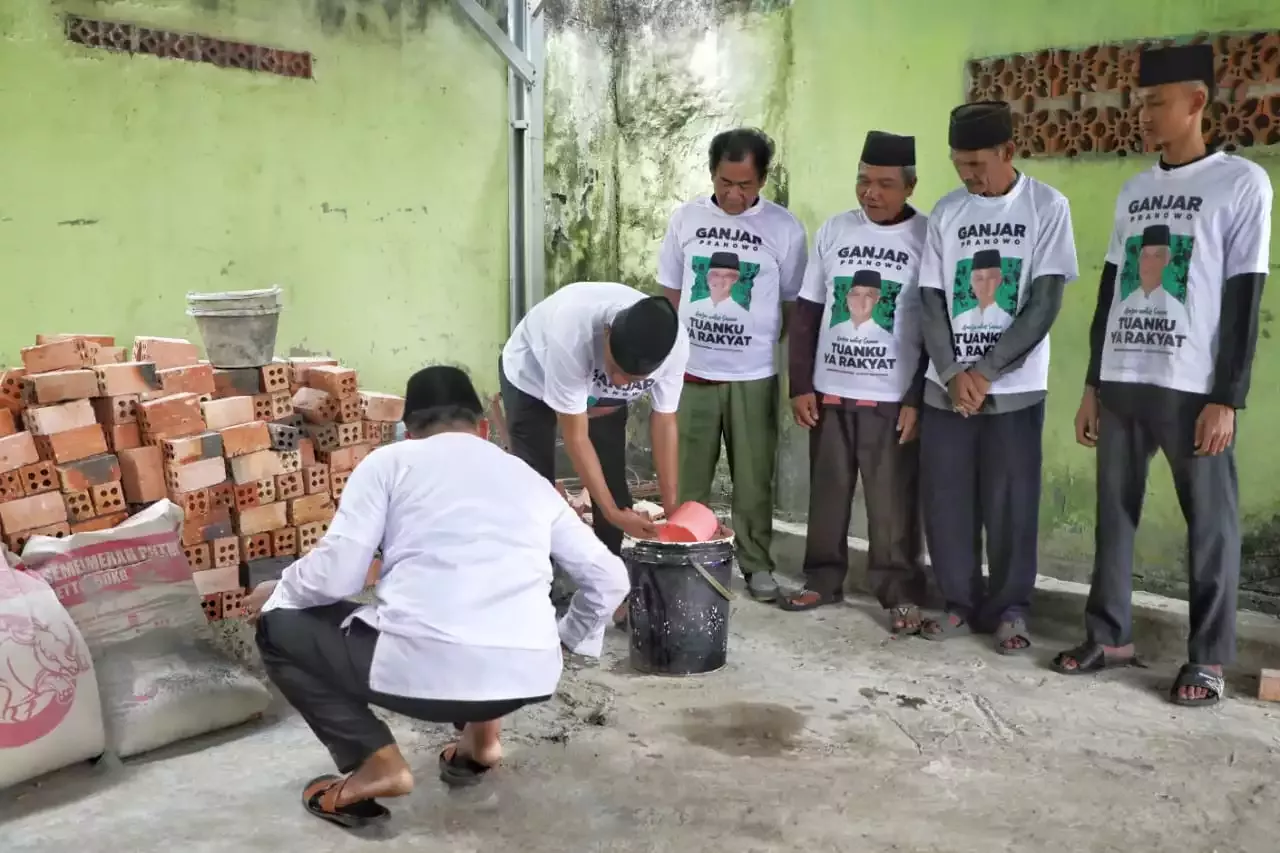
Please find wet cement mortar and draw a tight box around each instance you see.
[5,586,1280,853]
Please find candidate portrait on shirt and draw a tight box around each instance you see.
[706,251,745,312]
[955,248,1011,328]
[1125,224,1175,305]
[842,269,892,340]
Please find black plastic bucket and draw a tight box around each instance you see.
[624,533,736,676]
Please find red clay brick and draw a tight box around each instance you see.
[302,465,330,496]
[201,396,256,431]
[92,394,139,425]
[219,421,272,457]
[0,432,40,473]
[200,592,224,620]
[5,522,71,554]
[359,392,405,423]
[106,422,141,452]
[94,362,162,397]
[212,536,240,568]
[288,493,334,526]
[63,490,96,522]
[158,363,216,397]
[193,567,239,596]
[0,491,68,534]
[317,445,359,473]
[350,444,373,469]
[70,511,128,535]
[20,461,57,496]
[25,399,97,436]
[237,501,287,535]
[241,532,272,561]
[251,394,274,421]
[160,432,224,465]
[93,346,127,366]
[255,478,277,504]
[35,334,114,347]
[0,409,14,439]
[137,393,205,441]
[335,398,362,424]
[331,470,350,501]
[289,357,339,385]
[21,370,100,406]
[298,437,316,467]
[233,482,262,511]
[34,424,108,464]
[0,470,25,503]
[171,488,211,519]
[222,588,248,619]
[0,368,25,413]
[297,519,331,555]
[363,421,397,445]
[275,471,303,501]
[133,337,199,370]
[21,338,96,374]
[228,450,288,485]
[278,450,301,474]
[307,365,358,400]
[55,453,121,493]
[183,542,211,572]
[292,387,339,424]
[270,526,298,557]
[212,367,261,399]
[208,481,235,512]
[303,423,342,452]
[260,363,290,393]
[89,481,125,515]
[165,457,227,494]
[179,506,233,547]
[118,446,166,504]
[270,391,294,420]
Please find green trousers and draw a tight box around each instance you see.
[677,376,778,577]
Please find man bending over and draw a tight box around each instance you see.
[243,365,629,830]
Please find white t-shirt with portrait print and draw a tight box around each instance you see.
[658,196,808,382]
[798,209,928,402]
[1099,152,1273,394]
[501,281,690,415]
[918,174,1079,395]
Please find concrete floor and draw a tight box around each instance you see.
[4,591,1280,853]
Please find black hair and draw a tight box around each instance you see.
[708,128,774,180]
[403,404,481,436]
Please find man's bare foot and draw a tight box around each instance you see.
[889,606,922,634]
[1174,663,1223,703]
[1052,642,1135,672]
[340,745,415,804]
[457,720,504,768]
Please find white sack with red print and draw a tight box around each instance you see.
[20,501,269,759]
[0,545,106,790]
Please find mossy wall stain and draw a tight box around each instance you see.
[544,0,1280,606]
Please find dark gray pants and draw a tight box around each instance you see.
[920,401,1045,630]
[1086,384,1239,664]
[257,603,549,773]
[801,402,925,607]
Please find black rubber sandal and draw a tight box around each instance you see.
[438,745,495,789]
[1050,642,1138,675]
[301,775,390,829]
[1169,663,1225,707]
[994,619,1032,656]
[779,590,842,612]
[920,614,971,642]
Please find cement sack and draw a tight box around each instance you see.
[0,546,106,789]
[20,501,270,759]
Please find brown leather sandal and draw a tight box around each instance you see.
[301,774,390,828]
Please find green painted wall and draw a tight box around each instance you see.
[0,0,510,396]
[544,0,1280,605]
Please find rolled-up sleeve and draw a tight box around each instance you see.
[551,505,629,656]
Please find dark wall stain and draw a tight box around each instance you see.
[57,218,99,226]
[320,202,347,218]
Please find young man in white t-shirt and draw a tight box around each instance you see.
[780,130,929,634]
[658,128,808,601]
[499,283,689,561]
[917,101,1079,653]
[1054,44,1272,707]
[244,366,628,829]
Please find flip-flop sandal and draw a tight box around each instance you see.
[888,606,922,635]
[1050,642,1139,675]
[779,590,842,612]
[301,774,390,829]
[1169,663,1225,707]
[438,745,495,789]
[920,615,971,642]
[994,619,1032,655]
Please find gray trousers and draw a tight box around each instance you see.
[1086,384,1240,665]
[802,402,926,607]
[920,401,1045,630]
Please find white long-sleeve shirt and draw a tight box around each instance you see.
[261,431,629,702]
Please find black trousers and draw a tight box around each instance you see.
[257,602,549,774]
[1086,384,1240,664]
[498,357,632,556]
[920,401,1045,630]
[801,403,926,608]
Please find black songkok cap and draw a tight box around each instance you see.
[709,251,740,271]
[860,131,916,167]
[1138,44,1215,90]
[610,295,680,376]
[1141,224,1171,247]
[851,269,883,290]
[403,365,482,421]
[972,249,1003,270]
[949,101,1014,151]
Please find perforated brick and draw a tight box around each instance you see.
[222,589,247,619]
[21,461,57,496]
[331,471,350,501]
[260,363,289,393]
[271,526,298,557]
[90,481,126,515]
[184,542,211,571]
[209,481,235,512]
[212,536,240,568]
[303,465,330,496]
[297,520,330,555]
[275,471,303,501]
[241,532,272,561]
[172,487,210,518]
[201,593,223,621]
[63,490,95,522]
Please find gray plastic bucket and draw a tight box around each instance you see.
[186,287,282,369]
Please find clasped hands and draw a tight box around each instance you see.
[947,369,991,417]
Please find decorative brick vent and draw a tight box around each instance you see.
[65,14,313,80]
[965,32,1280,158]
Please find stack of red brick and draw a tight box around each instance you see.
[0,335,404,623]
